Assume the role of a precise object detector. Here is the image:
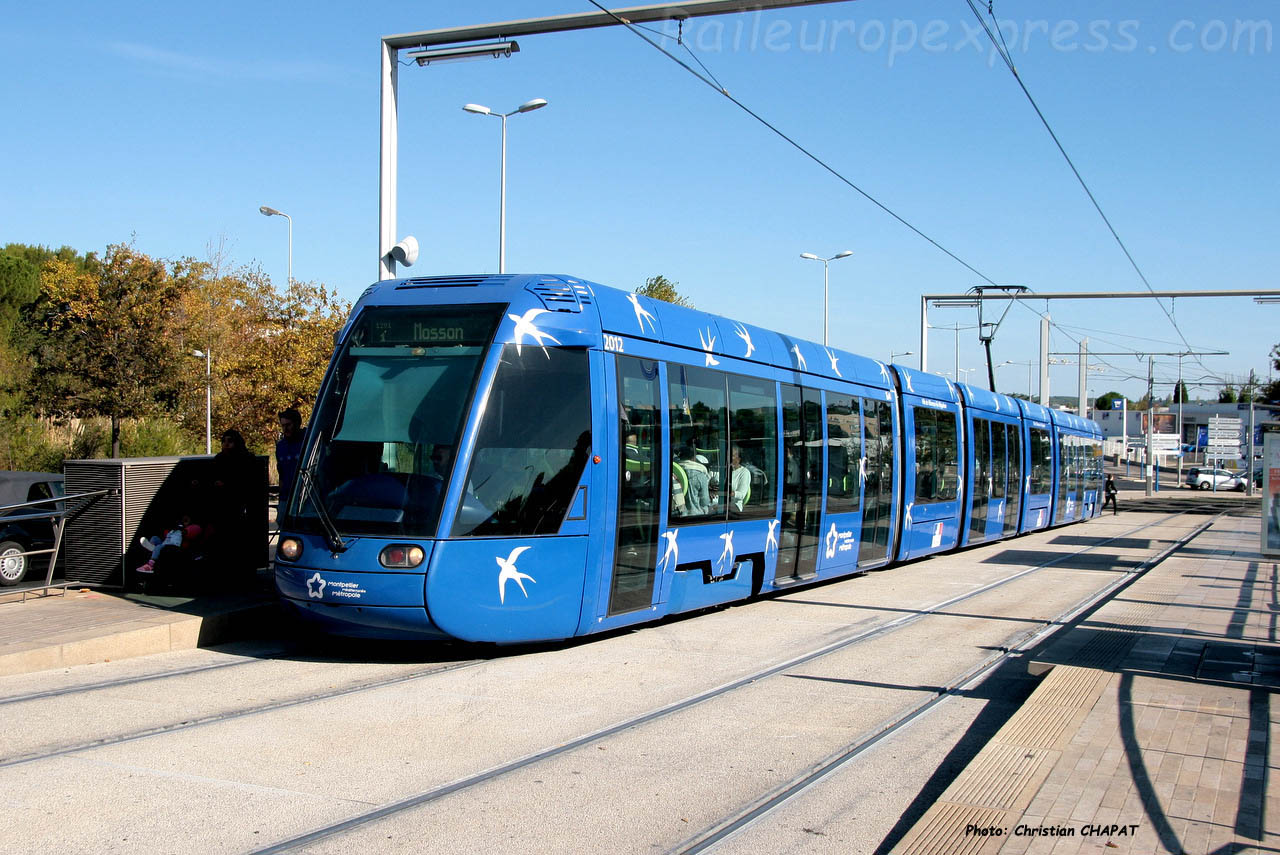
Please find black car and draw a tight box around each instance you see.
[0,472,65,586]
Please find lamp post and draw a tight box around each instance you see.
[889,350,914,364]
[463,98,548,273]
[259,206,292,286]
[799,250,853,346]
[192,348,211,454]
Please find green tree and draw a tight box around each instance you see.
[635,274,693,308]
[1170,380,1190,404]
[1094,391,1127,411]
[0,243,97,415]
[1218,384,1238,404]
[27,244,191,457]
[1264,344,1280,404]
[1239,370,1259,404]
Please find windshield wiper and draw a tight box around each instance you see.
[299,466,349,554]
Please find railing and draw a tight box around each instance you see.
[1,489,111,601]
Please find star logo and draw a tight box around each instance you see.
[733,323,755,358]
[496,546,537,604]
[306,572,326,599]
[825,347,841,377]
[659,530,679,573]
[507,308,561,357]
[765,520,780,555]
[825,522,839,560]
[626,292,657,334]
[791,345,807,372]
[699,329,720,366]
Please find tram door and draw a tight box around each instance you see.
[607,356,662,615]
[1003,424,1022,536]
[968,418,992,542]
[777,384,822,581]
[858,399,895,566]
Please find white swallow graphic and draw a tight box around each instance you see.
[626,292,657,334]
[825,522,839,560]
[733,323,755,358]
[507,308,561,357]
[306,572,326,599]
[717,530,735,570]
[699,329,720,366]
[496,546,537,604]
[659,530,679,573]
[765,520,780,554]
[792,345,807,372]
[825,348,841,377]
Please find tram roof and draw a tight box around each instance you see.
[355,273,897,390]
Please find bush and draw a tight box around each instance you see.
[121,418,199,458]
[0,416,64,472]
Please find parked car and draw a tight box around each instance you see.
[1184,468,1246,491]
[0,472,65,586]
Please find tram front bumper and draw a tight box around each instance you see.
[275,562,447,640]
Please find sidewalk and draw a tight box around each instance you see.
[898,509,1276,853]
[0,578,279,677]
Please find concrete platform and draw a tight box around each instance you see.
[0,581,278,677]
[896,510,1277,854]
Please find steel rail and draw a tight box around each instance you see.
[670,513,1222,853]
[247,509,1212,855]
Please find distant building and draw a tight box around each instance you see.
[1087,401,1279,451]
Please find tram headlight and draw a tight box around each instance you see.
[278,537,303,562]
[380,544,425,569]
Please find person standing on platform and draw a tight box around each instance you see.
[275,407,306,500]
[1104,473,1119,515]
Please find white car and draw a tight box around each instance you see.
[1184,468,1246,491]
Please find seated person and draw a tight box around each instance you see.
[136,515,203,575]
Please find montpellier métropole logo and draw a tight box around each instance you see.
[306,572,327,599]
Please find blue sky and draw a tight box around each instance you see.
[2,1,1276,403]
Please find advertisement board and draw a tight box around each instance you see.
[1264,429,1280,557]
[1141,413,1177,435]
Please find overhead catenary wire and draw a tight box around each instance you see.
[965,0,1202,371]
[582,0,999,286]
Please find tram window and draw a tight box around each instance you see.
[668,364,727,523]
[728,375,777,519]
[826,393,861,514]
[452,346,591,537]
[913,407,958,504]
[991,420,1007,499]
[1029,428,1052,494]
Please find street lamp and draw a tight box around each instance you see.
[259,205,292,286]
[799,250,853,346]
[889,350,914,364]
[463,98,548,273]
[998,359,1034,398]
[191,348,212,455]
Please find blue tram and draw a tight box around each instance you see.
[274,274,1103,642]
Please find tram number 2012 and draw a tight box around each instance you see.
[603,334,625,353]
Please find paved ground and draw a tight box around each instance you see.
[0,490,1270,855]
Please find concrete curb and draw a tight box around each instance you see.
[0,594,280,677]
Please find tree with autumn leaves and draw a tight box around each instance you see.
[4,241,347,464]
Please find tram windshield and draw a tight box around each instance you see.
[283,305,502,538]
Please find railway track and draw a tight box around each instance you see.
[236,509,1217,854]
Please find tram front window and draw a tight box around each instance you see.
[283,306,501,538]
[452,345,591,537]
